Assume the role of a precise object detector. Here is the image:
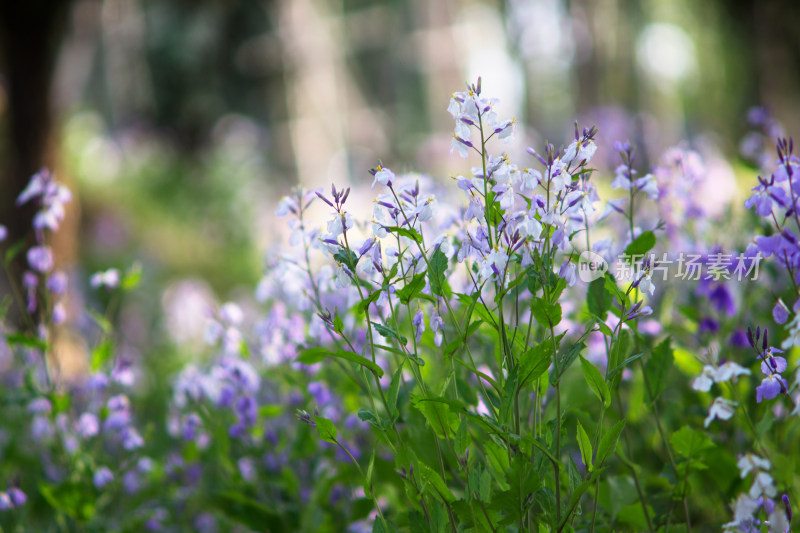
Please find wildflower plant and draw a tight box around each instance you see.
[0,80,798,533]
[274,79,716,532]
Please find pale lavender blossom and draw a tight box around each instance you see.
[93,467,114,488]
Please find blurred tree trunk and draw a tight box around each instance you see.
[0,0,74,319]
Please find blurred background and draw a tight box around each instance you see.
[1,0,799,298]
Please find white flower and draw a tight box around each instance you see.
[692,365,716,392]
[781,313,800,350]
[516,212,542,240]
[704,397,737,427]
[327,212,354,236]
[769,504,790,533]
[520,168,542,191]
[635,174,659,199]
[714,362,751,382]
[372,166,395,189]
[737,453,771,478]
[332,264,351,289]
[90,268,120,289]
[479,246,508,279]
[611,165,632,190]
[748,471,776,499]
[451,134,470,158]
[562,139,597,166]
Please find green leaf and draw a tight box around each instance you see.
[387,363,404,417]
[296,347,328,365]
[213,490,284,532]
[623,230,656,259]
[417,462,456,503]
[331,349,385,378]
[121,262,142,290]
[314,416,337,443]
[549,340,582,386]
[4,240,26,265]
[333,248,359,270]
[384,226,423,243]
[297,348,384,378]
[580,355,611,408]
[596,420,625,465]
[532,298,562,327]
[365,449,376,497]
[90,340,114,372]
[87,308,113,335]
[358,409,385,430]
[607,351,646,379]
[576,420,593,472]
[644,338,673,403]
[372,323,408,346]
[670,425,714,459]
[429,247,448,297]
[333,311,344,333]
[518,343,552,388]
[39,481,96,522]
[455,418,470,456]
[587,277,612,318]
[395,272,427,304]
[357,290,382,315]
[5,332,48,352]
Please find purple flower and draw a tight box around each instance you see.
[431,313,444,347]
[76,413,99,439]
[27,246,53,273]
[699,317,719,334]
[0,225,6,242]
[756,374,787,402]
[0,492,11,511]
[745,177,789,217]
[760,353,787,375]
[93,467,114,488]
[412,309,425,343]
[7,488,25,507]
[182,413,202,441]
[773,299,790,324]
[46,271,68,295]
[121,427,144,450]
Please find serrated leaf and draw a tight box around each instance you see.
[549,340,583,386]
[518,343,552,388]
[580,355,610,408]
[372,323,408,346]
[356,290,382,315]
[417,462,456,503]
[532,298,562,327]
[395,272,427,304]
[576,420,593,472]
[314,416,337,443]
[669,425,714,459]
[333,248,359,271]
[455,418,470,456]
